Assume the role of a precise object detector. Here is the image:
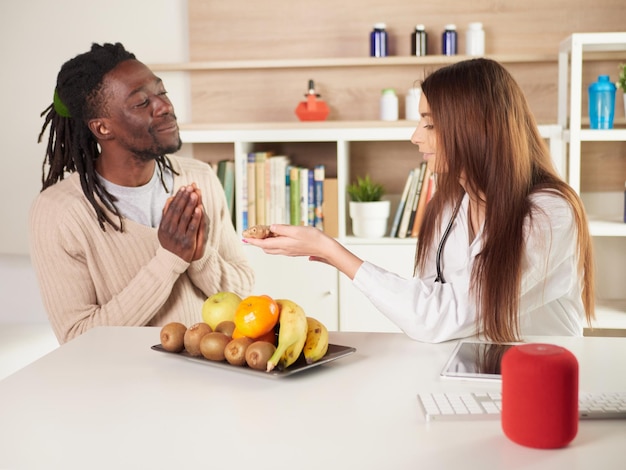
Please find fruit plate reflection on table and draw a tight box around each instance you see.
[150,343,356,378]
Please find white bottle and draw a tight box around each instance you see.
[405,87,421,121]
[466,22,485,56]
[380,88,399,121]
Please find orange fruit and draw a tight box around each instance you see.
[232,326,277,345]
[255,328,278,345]
[231,328,246,339]
[233,295,279,339]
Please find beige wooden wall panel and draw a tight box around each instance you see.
[188,1,625,59]
[186,62,559,122]
[187,0,626,192]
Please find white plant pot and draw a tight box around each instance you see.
[349,200,391,238]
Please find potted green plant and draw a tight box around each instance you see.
[618,63,626,118]
[347,175,390,238]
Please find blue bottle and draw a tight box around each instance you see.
[442,24,457,56]
[370,23,388,57]
[588,75,616,129]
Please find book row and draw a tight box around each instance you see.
[214,154,433,239]
[215,159,235,223]
[389,161,435,238]
[239,152,329,232]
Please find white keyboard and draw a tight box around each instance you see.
[417,391,626,422]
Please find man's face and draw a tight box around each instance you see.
[97,59,182,161]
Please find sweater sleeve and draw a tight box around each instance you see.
[29,186,191,343]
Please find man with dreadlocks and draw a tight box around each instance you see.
[30,43,254,344]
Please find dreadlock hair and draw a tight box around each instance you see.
[38,42,176,231]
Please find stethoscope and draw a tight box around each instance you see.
[434,195,464,284]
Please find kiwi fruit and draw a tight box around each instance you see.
[160,322,187,353]
[183,322,212,356]
[199,332,231,361]
[245,341,277,371]
[214,320,236,338]
[224,337,254,366]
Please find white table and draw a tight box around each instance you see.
[0,327,624,469]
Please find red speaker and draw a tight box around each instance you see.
[501,343,579,449]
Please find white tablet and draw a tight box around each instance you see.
[440,340,518,381]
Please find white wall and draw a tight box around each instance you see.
[0,0,189,323]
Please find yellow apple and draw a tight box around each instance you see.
[201,291,243,330]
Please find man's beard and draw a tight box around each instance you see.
[131,131,183,162]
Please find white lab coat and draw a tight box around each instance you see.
[352,191,584,343]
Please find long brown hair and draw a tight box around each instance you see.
[415,58,594,342]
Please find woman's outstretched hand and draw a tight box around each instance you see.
[243,224,364,279]
[243,224,327,259]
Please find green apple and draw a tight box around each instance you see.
[202,291,243,330]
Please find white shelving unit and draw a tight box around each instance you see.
[181,121,416,241]
[558,32,626,237]
[181,121,566,332]
[180,122,563,241]
[558,32,626,325]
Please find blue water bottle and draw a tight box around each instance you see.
[442,24,457,55]
[370,23,388,57]
[588,75,616,129]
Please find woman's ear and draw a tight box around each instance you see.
[87,118,114,140]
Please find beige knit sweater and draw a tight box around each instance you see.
[29,155,254,344]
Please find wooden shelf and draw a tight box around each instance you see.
[150,52,626,72]
[149,54,560,72]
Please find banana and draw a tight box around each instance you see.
[266,299,308,372]
[303,317,329,364]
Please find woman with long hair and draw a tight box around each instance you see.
[244,58,594,343]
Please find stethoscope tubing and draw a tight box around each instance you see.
[434,195,464,284]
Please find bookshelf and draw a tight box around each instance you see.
[181,121,563,242]
[181,121,565,332]
[557,32,626,324]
